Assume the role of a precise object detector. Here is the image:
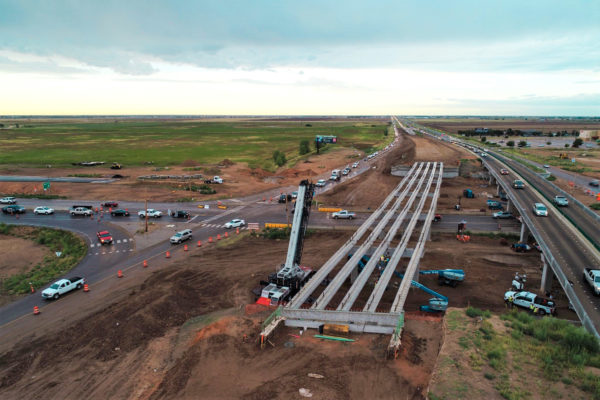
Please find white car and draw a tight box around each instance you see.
[533,203,548,217]
[34,206,54,215]
[224,219,245,229]
[138,209,162,218]
[0,197,16,204]
[315,179,326,187]
[352,162,359,168]
[170,229,192,244]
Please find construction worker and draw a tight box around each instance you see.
[529,303,534,313]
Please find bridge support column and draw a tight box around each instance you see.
[496,184,501,196]
[540,254,554,294]
[520,223,529,243]
[489,175,495,185]
[506,199,512,213]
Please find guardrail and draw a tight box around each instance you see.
[483,158,599,338]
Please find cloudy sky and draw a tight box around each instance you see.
[0,0,599,115]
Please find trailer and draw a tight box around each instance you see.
[419,269,465,287]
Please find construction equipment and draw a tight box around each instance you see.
[110,162,122,169]
[419,269,465,287]
[353,255,450,312]
[559,153,568,159]
[463,189,474,198]
[257,180,316,304]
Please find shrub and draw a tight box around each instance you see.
[590,203,600,210]
[260,227,291,240]
[272,150,287,167]
[506,141,515,147]
[299,140,310,155]
[466,306,491,318]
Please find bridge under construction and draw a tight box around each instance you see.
[261,161,444,355]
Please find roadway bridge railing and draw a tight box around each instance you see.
[482,157,599,338]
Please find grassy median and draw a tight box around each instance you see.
[0,223,86,295]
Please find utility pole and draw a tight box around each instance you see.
[145,199,148,233]
[286,195,290,226]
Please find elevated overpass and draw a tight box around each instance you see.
[409,118,600,338]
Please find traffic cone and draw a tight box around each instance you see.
[224,232,229,238]
[83,284,89,292]
[118,270,123,278]
[184,244,188,251]
[269,197,272,202]
[209,236,213,243]
[166,251,171,258]
[30,284,35,293]
[236,228,240,234]
[33,306,40,315]
[143,260,148,268]
[217,234,221,240]
[263,196,266,202]
[109,207,112,213]
[197,240,202,247]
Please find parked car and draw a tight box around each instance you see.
[342,168,350,176]
[590,180,599,187]
[332,210,356,219]
[543,164,550,168]
[42,277,85,300]
[103,201,118,208]
[291,192,298,199]
[533,203,548,216]
[2,205,26,214]
[170,210,190,218]
[500,169,509,175]
[170,229,192,244]
[278,194,292,203]
[504,290,556,315]
[96,230,113,245]
[0,197,17,204]
[111,209,130,216]
[225,219,246,228]
[352,162,359,168]
[553,195,568,207]
[487,201,503,210]
[315,179,326,187]
[138,209,162,218]
[34,206,54,215]
[492,211,513,219]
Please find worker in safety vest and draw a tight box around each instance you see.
[529,303,534,313]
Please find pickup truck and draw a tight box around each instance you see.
[504,290,556,315]
[553,195,569,207]
[42,277,85,300]
[204,176,223,184]
[583,268,600,296]
[138,209,162,218]
[332,210,356,219]
[70,207,93,216]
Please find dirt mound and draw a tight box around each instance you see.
[219,159,235,167]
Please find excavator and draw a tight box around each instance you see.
[256,180,316,306]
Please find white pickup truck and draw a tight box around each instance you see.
[504,290,556,315]
[332,210,356,219]
[42,277,85,300]
[138,209,162,218]
[584,268,600,296]
[70,207,93,216]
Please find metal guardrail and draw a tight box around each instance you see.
[483,158,599,338]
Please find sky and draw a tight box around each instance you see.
[0,0,599,116]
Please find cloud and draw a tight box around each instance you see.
[0,0,598,74]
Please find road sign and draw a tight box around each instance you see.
[43,181,50,191]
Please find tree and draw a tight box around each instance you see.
[481,136,487,142]
[272,150,287,167]
[564,143,570,148]
[518,140,527,148]
[572,138,583,148]
[506,141,515,147]
[299,140,310,155]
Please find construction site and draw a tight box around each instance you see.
[0,127,585,399]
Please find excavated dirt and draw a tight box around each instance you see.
[0,234,50,277]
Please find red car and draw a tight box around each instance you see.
[103,201,118,207]
[96,230,113,245]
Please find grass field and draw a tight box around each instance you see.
[0,119,390,169]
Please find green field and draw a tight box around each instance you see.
[0,119,391,169]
